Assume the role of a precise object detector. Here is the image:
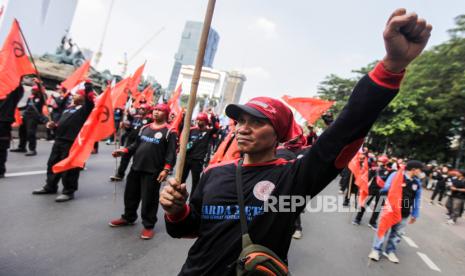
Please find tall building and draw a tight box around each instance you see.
[217,71,246,113]
[0,0,79,55]
[167,21,219,92]
[176,65,246,114]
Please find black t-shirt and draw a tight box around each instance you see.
[55,94,94,142]
[126,123,177,173]
[165,74,399,275]
[186,126,217,160]
[451,179,465,199]
[23,93,45,119]
[0,85,24,123]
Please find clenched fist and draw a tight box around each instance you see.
[160,178,189,216]
[383,8,433,73]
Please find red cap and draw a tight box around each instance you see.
[154,103,170,116]
[75,89,86,96]
[31,85,40,92]
[139,103,149,110]
[226,97,300,143]
[378,155,389,164]
[196,112,209,123]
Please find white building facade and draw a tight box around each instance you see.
[0,0,78,55]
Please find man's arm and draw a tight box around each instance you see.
[293,9,432,198]
[411,183,422,218]
[163,172,206,238]
[164,131,178,171]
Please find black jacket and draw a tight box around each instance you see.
[0,85,24,123]
[54,93,95,142]
[165,71,400,275]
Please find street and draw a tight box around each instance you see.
[1,141,464,276]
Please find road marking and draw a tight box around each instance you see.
[417,252,441,272]
[402,235,419,248]
[4,170,46,177]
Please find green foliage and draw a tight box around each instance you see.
[317,15,465,166]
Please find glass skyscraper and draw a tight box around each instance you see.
[167,21,220,92]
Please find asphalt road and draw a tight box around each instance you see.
[1,140,464,276]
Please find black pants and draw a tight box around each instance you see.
[294,213,302,231]
[116,133,138,177]
[122,169,161,229]
[18,116,38,151]
[117,153,133,177]
[0,122,12,175]
[431,187,445,202]
[449,197,465,222]
[43,140,80,195]
[181,159,204,195]
[355,193,382,225]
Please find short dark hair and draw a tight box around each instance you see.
[405,160,424,171]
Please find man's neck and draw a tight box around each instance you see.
[244,150,276,165]
[405,171,414,179]
[152,119,166,127]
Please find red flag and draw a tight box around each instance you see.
[168,83,182,115]
[348,151,369,206]
[128,63,145,95]
[377,168,405,238]
[0,19,36,99]
[210,121,240,164]
[282,95,334,125]
[169,108,185,134]
[376,175,386,188]
[143,86,154,105]
[52,87,114,173]
[11,108,22,127]
[60,60,90,91]
[111,77,131,109]
[133,85,154,108]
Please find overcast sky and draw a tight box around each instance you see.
[70,0,464,103]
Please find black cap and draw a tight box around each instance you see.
[225,104,267,121]
[405,160,424,171]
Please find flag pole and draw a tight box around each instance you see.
[113,129,118,201]
[175,0,216,183]
[15,19,52,120]
[15,19,42,82]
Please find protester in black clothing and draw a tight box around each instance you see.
[109,103,177,240]
[342,155,365,207]
[353,156,391,229]
[181,112,219,194]
[106,108,124,145]
[32,81,95,202]
[276,134,308,239]
[159,10,431,274]
[0,85,24,177]
[447,170,465,225]
[46,86,70,140]
[306,124,318,146]
[11,85,46,156]
[430,166,451,205]
[110,104,152,181]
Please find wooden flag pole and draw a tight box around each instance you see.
[16,19,41,81]
[175,0,216,183]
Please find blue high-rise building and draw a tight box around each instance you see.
[167,21,219,92]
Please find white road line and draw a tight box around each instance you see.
[417,252,441,272]
[402,235,419,248]
[4,170,47,177]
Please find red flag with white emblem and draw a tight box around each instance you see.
[52,87,114,173]
[0,19,36,99]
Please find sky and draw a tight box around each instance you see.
[70,0,464,103]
